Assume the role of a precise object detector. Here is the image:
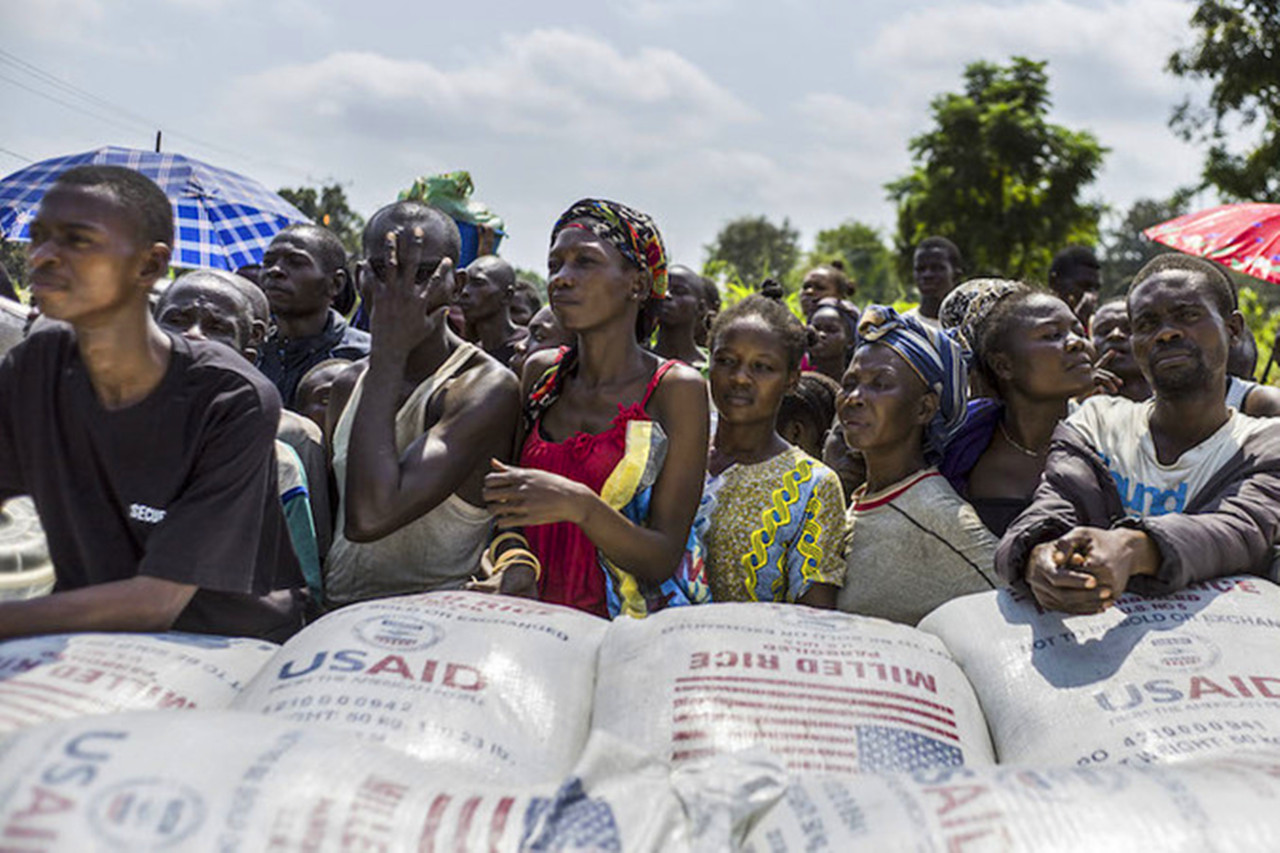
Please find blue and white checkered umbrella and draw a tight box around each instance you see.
[0,146,312,270]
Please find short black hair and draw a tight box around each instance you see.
[1090,296,1127,334]
[1128,253,1236,318]
[806,262,853,297]
[811,297,860,361]
[512,279,542,314]
[274,223,347,276]
[779,372,841,446]
[221,271,270,324]
[915,236,963,271]
[54,165,173,248]
[1229,323,1258,379]
[157,270,257,342]
[700,276,721,311]
[973,286,1043,393]
[710,294,808,372]
[468,254,517,292]
[1050,245,1100,284]
[298,357,353,393]
[363,200,461,262]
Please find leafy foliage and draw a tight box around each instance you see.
[703,215,801,286]
[1098,191,1194,297]
[0,240,26,297]
[276,183,365,256]
[1169,0,1280,200]
[809,220,903,306]
[886,57,1107,284]
[1239,286,1280,385]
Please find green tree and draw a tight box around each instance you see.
[886,57,1107,284]
[703,215,801,287]
[1098,191,1193,296]
[1168,0,1280,200]
[0,240,26,297]
[277,183,365,256]
[809,220,902,306]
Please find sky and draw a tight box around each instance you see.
[0,0,1220,275]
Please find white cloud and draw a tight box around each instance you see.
[226,29,755,151]
[846,0,1210,239]
[608,0,733,24]
[214,29,764,269]
[864,0,1199,106]
[0,0,105,43]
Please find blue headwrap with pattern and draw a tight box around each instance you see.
[857,305,969,459]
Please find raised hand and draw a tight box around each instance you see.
[1085,348,1124,398]
[359,226,455,359]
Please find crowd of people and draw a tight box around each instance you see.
[1,164,1278,641]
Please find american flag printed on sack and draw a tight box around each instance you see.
[414,792,522,852]
[521,779,622,852]
[669,671,964,775]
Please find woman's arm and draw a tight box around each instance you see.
[484,361,709,584]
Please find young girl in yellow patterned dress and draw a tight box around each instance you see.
[694,296,847,607]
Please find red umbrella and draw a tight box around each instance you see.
[1143,203,1280,285]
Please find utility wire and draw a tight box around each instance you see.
[0,146,33,163]
[0,48,311,180]
[0,71,151,138]
[0,50,155,129]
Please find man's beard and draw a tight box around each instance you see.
[1148,346,1212,398]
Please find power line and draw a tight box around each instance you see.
[0,48,311,180]
[0,50,155,130]
[0,146,32,163]
[0,71,151,138]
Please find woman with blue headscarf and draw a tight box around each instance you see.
[834,306,1000,625]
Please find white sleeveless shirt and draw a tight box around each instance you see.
[324,342,492,606]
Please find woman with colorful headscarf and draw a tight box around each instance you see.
[834,306,999,625]
[481,199,711,618]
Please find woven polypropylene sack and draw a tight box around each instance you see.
[0,712,688,852]
[232,591,608,783]
[592,603,993,775]
[919,577,1280,766]
[738,756,1280,852]
[0,632,276,736]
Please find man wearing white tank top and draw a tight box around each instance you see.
[323,201,520,608]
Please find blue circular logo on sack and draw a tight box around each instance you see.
[88,778,205,849]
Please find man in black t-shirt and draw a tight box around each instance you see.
[0,165,305,641]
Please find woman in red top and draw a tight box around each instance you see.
[482,199,709,617]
